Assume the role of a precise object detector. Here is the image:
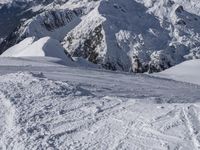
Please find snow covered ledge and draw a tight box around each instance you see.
[1,37,70,60]
[154,59,200,85]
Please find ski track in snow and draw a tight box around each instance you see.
[0,58,200,149]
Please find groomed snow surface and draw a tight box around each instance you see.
[0,57,200,150]
[156,59,200,85]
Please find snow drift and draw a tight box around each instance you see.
[156,59,200,85]
[1,37,72,63]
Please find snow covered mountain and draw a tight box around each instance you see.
[1,0,200,73]
[0,0,54,39]
[1,1,200,149]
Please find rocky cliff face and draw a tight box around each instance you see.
[0,8,82,54]
[1,0,200,73]
[0,0,55,38]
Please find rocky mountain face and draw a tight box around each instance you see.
[0,0,54,39]
[1,0,200,73]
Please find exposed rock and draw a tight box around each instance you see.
[0,8,82,54]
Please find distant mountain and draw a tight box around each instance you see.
[1,0,200,73]
[0,0,54,38]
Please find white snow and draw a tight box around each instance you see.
[1,37,72,63]
[0,57,200,149]
[1,37,35,57]
[0,38,3,44]
[1,36,102,69]
[0,0,10,4]
[1,0,200,149]
[155,59,200,85]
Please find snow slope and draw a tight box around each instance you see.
[0,57,200,149]
[156,59,200,85]
[1,37,35,57]
[1,37,72,63]
[1,37,100,68]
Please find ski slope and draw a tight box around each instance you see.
[0,57,200,150]
[156,59,200,85]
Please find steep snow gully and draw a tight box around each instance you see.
[0,57,200,149]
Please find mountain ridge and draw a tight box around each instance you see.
[1,0,200,73]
